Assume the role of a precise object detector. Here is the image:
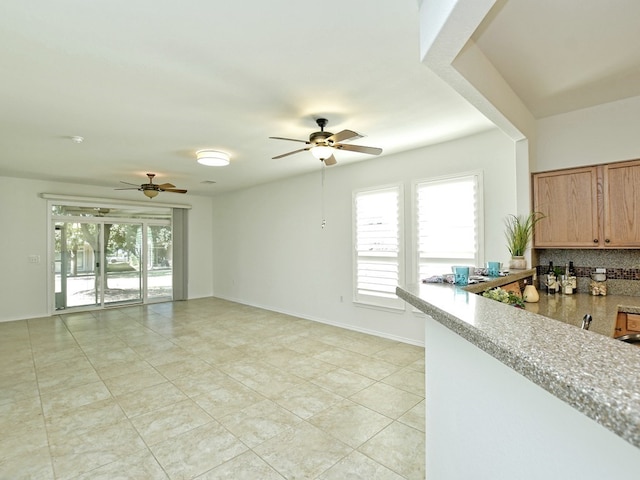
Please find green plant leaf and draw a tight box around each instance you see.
[504,212,545,257]
[482,287,525,308]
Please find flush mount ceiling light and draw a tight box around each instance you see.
[196,150,230,167]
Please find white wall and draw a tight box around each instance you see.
[211,128,516,344]
[0,176,214,322]
[185,197,215,300]
[536,95,640,172]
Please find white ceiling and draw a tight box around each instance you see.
[1,0,638,197]
[473,0,640,118]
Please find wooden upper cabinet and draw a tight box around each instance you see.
[533,160,640,249]
[603,160,640,247]
[533,166,601,248]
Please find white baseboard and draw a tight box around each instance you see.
[210,294,424,347]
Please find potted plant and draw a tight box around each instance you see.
[504,212,544,269]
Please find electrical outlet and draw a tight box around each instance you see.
[28,255,40,264]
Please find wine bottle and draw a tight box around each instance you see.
[569,261,577,292]
[563,263,574,294]
[547,261,556,294]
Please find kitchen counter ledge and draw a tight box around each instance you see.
[397,282,640,450]
[525,291,640,337]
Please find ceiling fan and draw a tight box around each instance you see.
[116,173,187,199]
[270,118,382,166]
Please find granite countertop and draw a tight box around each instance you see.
[525,292,640,337]
[397,282,640,450]
[461,268,640,337]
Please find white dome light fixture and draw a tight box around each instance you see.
[310,145,333,160]
[196,150,230,167]
[142,189,159,199]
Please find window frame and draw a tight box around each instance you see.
[352,183,405,310]
[411,171,484,283]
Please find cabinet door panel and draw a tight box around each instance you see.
[626,314,640,332]
[615,312,626,337]
[604,161,640,247]
[533,167,600,248]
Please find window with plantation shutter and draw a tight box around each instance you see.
[415,173,483,280]
[353,185,404,309]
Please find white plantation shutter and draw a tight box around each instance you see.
[416,173,483,279]
[353,185,404,309]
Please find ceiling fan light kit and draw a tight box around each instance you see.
[116,173,187,198]
[196,150,230,167]
[310,145,333,160]
[270,118,382,166]
[143,189,159,198]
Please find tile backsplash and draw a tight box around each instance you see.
[536,249,640,296]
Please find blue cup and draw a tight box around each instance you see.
[487,261,501,277]
[453,266,470,286]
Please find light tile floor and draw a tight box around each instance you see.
[0,297,425,479]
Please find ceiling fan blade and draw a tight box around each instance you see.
[157,183,176,189]
[119,181,141,187]
[162,188,187,194]
[114,187,141,190]
[326,129,361,144]
[272,147,310,159]
[269,136,310,144]
[334,143,382,155]
[324,155,337,166]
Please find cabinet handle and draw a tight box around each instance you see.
[605,239,610,243]
[593,239,599,243]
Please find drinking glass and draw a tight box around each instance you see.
[453,266,470,286]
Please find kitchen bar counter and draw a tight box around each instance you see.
[397,282,640,450]
[463,270,640,337]
[524,292,640,337]
[463,268,536,294]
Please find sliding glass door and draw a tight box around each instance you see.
[54,221,101,309]
[104,222,143,305]
[52,203,173,312]
[147,225,173,300]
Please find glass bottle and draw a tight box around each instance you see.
[563,263,573,294]
[568,261,577,292]
[547,261,556,294]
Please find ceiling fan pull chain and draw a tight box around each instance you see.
[321,163,326,229]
